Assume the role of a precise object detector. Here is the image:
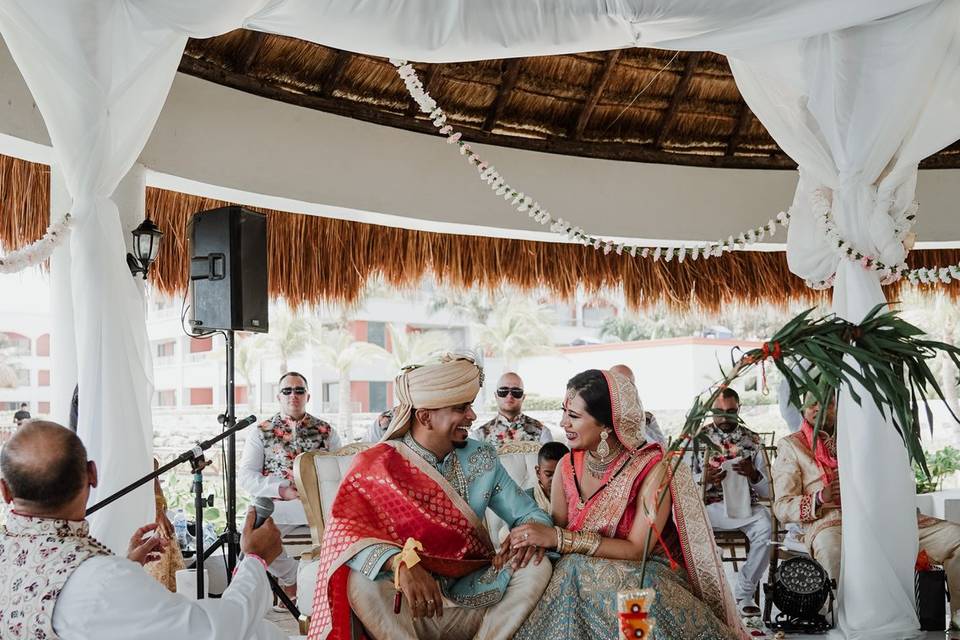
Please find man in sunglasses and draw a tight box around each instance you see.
[692,387,772,616]
[239,371,340,600]
[469,372,552,445]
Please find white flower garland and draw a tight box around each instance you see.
[806,188,916,289]
[392,60,960,290]
[391,59,791,262]
[0,213,72,274]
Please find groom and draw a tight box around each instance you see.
[307,355,552,640]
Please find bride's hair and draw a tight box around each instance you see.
[566,369,613,429]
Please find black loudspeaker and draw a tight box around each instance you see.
[189,206,268,333]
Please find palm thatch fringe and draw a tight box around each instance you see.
[0,153,958,311]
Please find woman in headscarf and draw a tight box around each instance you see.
[510,369,747,640]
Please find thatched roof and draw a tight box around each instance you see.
[180,30,960,170]
[2,154,959,312]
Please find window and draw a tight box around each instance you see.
[235,385,248,404]
[322,382,339,412]
[3,332,30,356]
[189,337,213,353]
[0,402,19,411]
[38,370,50,387]
[189,387,213,406]
[36,334,50,357]
[367,321,387,348]
[369,381,388,413]
[156,340,176,358]
[154,389,177,407]
[37,402,50,415]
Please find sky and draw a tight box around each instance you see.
[0,269,50,314]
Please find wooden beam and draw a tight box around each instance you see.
[725,102,753,156]
[232,31,267,74]
[570,50,621,140]
[483,59,522,132]
[653,52,702,149]
[319,50,351,98]
[405,64,443,116]
[177,55,804,170]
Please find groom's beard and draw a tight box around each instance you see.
[452,440,468,449]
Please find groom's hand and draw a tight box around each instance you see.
[395,561,444,620]
[493,537,516,570]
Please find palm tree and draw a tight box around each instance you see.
[235,336,263,409]
[473,299,555,370]
[386,324,453,372]
[901,291,960,412]
[312,326,390,439]
[0,336,18,388]
[258,305,318,374]
[429,288,496,323]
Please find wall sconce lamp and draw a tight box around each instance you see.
[126,218,163,279]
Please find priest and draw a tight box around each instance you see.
[0,421,286,640]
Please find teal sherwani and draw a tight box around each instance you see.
[346,434,551,606]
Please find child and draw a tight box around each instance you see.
[528,441,569,511]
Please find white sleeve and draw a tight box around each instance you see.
[238,428,286,499]
[53,556,285,640]
[751,446,772,500]
[326,428,342,451]
[539,426,553,443]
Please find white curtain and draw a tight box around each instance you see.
[1,1,958,632]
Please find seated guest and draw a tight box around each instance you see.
[692,388,772,616]
[366,408,393,442]
[527,442,569,511]
[509,370,745,640]
[0,421,285,639]
[239,371,339,595]
[470,372,552,444]
[307,354,553,640]
[773,392,960,623]
[610,364,667,446]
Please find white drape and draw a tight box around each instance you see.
[1,2,958,632]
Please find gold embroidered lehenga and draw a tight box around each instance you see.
[514,371,746,640]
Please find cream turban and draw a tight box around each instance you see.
[382,354,484,441]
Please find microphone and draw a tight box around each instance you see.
[252,495,275,529]
[233,415,258,431]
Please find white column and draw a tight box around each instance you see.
[48,164,75,425]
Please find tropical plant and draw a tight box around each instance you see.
[429,288,497,323]
[900,291,960,412]
[638,305,960,581]
[235,335,262,409]
[914,446,960,494]
[386,324,453,371]
[0,336,19,388]
[312,326,390,438]
[473,298,555,370]
[257,305,319,375]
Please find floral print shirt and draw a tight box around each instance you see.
[471,413,551,445]
[695,423,768,506]
[259,412,338,483]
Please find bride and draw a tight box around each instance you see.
[510,369,747,640]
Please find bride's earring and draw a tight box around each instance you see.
[597,430,610,459]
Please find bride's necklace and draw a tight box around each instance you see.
[586,445,625,476]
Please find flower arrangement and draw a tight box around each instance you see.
[0,213,72,274]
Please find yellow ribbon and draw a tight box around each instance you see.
[393,537,424,590]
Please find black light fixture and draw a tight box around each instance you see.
[126,218,163,279]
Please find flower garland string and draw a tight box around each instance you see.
[806,189,916,289]
[0,213,72,274]
[392,60,960,290]
[391,59,792,263]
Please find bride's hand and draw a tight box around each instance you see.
[492,537,516,570]
[509,523,556,551]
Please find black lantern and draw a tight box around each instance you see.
[126,218,163,279]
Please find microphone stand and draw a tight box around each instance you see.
[86,415,256,600]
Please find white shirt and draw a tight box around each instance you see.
[239,421,341,525]
[52,555,285,640]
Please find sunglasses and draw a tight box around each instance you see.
[280,386,307,396]
[496,387,524,399]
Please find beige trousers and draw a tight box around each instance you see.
[347,559,552,640]
[810,517,960,617]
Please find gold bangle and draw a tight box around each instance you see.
[554,526,563,552]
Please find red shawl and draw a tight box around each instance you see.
[801,419,839,484]
[306,442,496,640]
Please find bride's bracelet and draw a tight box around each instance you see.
[554,526,601,555]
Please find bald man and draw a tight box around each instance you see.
[470,372,552,444]
[0,421,286,640]
[609,364,667,446]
